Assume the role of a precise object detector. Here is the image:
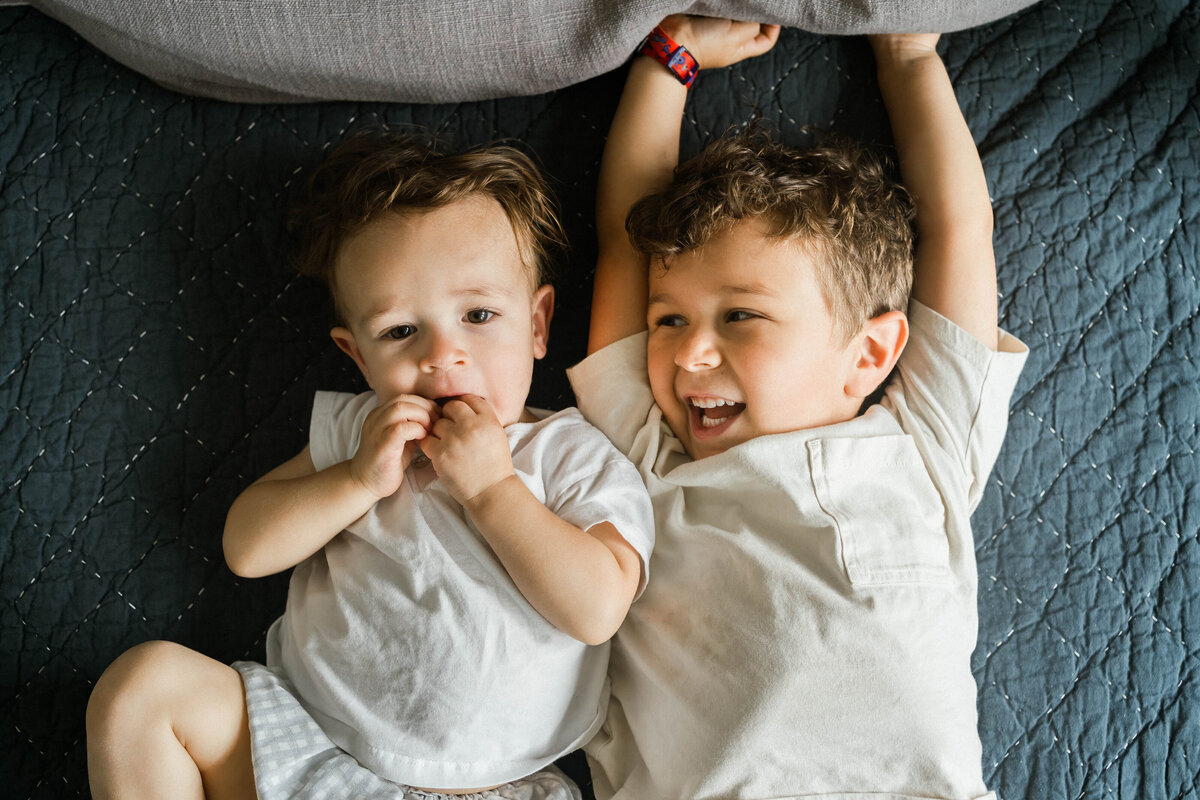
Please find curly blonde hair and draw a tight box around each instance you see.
[627,129,914,342]
[290,130,566,322]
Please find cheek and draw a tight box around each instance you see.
[732,343,801,412]
[362,350,415,387]
[645,347,674,399]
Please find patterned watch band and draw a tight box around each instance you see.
[637,25,699,88]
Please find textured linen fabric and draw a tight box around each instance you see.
[566,301,1028,799]
[234,661,583,800]
[24,0,1040,102]
[267,391,654,789]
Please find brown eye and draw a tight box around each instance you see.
[384,325,416,340]
[465,309,496,324]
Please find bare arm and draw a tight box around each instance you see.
[589,16,781,353]
[871,34,1000,349]
[465,478,643,645]
[419,395,642,644]
[222,447,379,577]
[223,394,436,577]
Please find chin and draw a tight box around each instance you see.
[681,435,731,461]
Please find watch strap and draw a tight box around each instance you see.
[638,25,699,88]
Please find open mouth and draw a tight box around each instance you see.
[688,397,746,432]
[434,395,464,407]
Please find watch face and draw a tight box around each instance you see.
[641,27,699,88]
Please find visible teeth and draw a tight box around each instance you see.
[690,398,738,409]
[701,415,725,428]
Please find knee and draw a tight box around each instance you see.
[87,640,193,736]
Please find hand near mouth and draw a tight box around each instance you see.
[349,394,439,498]
[419,394,516,505]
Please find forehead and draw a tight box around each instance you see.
[649,218,822,300]
[334,195,532,313]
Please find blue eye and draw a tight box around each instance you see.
[466,309,496,324]
[384,324,416,340]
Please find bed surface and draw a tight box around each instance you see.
[2,1,1198,797]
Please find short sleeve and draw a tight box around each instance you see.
[555,456,655,594]
[522,411,656,595]
[309,390,378,471]
[886,302,1029,510]
[567,333,656,457]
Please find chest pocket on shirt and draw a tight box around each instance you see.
[808,435,950,588]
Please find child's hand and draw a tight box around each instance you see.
[349,395,438,499]
[659,14,780,70]
[868,33,941,67]
[419,395,516,505]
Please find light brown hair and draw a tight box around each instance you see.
[627,129,914,342]
[290,130,566,323]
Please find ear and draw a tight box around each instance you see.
[331,326,372,384]
[530,284,555,360]
[844,310,908,399]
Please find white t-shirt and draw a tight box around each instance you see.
[567,301,1028,800]
[266,392,655,789]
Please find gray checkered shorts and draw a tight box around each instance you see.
[233,661,583,800]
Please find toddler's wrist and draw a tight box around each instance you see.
[462,472,521,515]
[346,458,392,501]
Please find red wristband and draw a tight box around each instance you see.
[637,25,699,88]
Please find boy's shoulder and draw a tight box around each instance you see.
[894,301,1028,391]
[510,405,638,471]
[568,333,656,456]
[878,301,1028,501]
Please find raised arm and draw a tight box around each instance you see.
[870,34,999,349]
[589,16,780,353]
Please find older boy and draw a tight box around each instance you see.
[569,17,1028,800]
[87,133,654,799]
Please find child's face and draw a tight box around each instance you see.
[646,218,864,460]
[330,194,553,426]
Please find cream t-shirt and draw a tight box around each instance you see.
[567,301,1028,800]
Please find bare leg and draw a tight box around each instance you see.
[86,640,256,800]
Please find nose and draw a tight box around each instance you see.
[674,327,720,371]
[419,329,467,372]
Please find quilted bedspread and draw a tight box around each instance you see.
[2,2,1197,798]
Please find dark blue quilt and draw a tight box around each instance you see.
[2,1,1197,797]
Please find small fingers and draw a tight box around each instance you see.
[416,434,436,460]
[679,17,780,69]
[437,394,494,421]
[730,22,780,61]
[387,393,439,417]
[752,24,781,54]
[387,419,434,446]
[382,395,438,429]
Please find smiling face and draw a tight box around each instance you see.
[646,218,868,460]
[330,194,553,426]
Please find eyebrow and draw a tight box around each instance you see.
[453,283,516,300]
[358,283,519,329]
[647,282,778,306]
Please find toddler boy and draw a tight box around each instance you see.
[87,132,654,800]
[570,18,1028,799]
